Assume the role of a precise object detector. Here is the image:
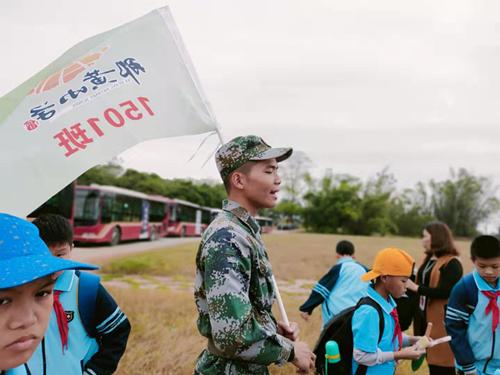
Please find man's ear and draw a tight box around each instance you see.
[231,172,245,190]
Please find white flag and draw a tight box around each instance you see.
[0,7,218,217]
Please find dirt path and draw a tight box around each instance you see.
[72,237,200,265]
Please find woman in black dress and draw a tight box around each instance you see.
[406,221,463,375]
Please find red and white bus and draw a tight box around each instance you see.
[166,199,209,237]
[73,184,170,245]
[29,183,220,244]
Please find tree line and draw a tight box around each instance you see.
[275,154,499,237]
[77,164,226,210]
[79,157,499,237]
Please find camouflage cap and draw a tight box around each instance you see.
[215,135,293,181]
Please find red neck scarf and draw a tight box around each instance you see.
[482,291,500,332]
[53,290,68,352]
[390,308,403,350]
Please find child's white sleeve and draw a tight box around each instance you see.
[353,348,394,366]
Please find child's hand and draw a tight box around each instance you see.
[300,312,311,321]
[394,345,426,360]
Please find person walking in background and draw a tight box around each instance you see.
[299,240,368,327]
[445,235,500,375]
[406,221,463,375]
[194,136,315,374]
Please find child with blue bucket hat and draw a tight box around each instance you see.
[0,213,97,372]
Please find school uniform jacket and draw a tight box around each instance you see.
[300,257,368,326]
[7,270,131,375]
[351,287,400,375]
[445,270,500,375]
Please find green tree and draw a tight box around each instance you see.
[390,184,435,236]
[302,174,363,233]
[77,165,119,186]
[429,168,499,236]
[352,168,397,235]
[273,199,303,225]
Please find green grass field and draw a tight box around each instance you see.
[103,232,473,374]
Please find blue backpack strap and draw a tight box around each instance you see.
[462,273,478,313]
[76,270,101,338]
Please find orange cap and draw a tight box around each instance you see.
[361,247,415,282]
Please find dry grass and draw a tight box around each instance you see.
[105,232,473,374]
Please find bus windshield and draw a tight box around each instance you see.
[74,189,100,226]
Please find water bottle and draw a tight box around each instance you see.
[325,340,340,375]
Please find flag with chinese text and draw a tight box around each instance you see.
[0,7,218,217]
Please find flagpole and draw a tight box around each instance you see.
[214,127,290,327]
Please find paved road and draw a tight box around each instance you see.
[72,237,200,265]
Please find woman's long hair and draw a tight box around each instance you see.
[422,221,459,264]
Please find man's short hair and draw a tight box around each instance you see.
[336,240,355,256]
[471,235,500,260]
[32,214,73,245]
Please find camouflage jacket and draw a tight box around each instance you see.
[194,200,293,374]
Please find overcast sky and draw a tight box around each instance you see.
[2,0,500,197]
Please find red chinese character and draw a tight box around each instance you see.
[53,123,94,157]
[24,119,39,131]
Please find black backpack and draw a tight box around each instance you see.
[313,297,384,375]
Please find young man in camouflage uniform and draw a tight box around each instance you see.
[194,135,315,374]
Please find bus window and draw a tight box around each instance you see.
[101,194,113,223]
[178,205,197,222]
[74,189,100,226]
[149,201,166,222]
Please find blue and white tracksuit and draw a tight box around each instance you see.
[300,257,368,326]
[446,270,500,375]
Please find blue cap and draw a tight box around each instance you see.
[0,213,98,289]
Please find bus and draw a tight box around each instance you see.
[255,216,274,234]
[73,184,170,245]
[28,183,218,244]
[166,199,208,237]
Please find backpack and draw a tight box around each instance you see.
[75,270,101,338]
[313,297,384,375]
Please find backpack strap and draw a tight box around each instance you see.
[354,297,385,375]
[358,297,385,343]
[462,273,478,313]
[76,270,101,338]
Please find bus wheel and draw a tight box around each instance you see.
[110,227,121,246]
[150,228,158,241]
[181,226,186,237]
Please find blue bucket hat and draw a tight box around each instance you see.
[0,213,98,289]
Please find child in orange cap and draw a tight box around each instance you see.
[351,247,427,375]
